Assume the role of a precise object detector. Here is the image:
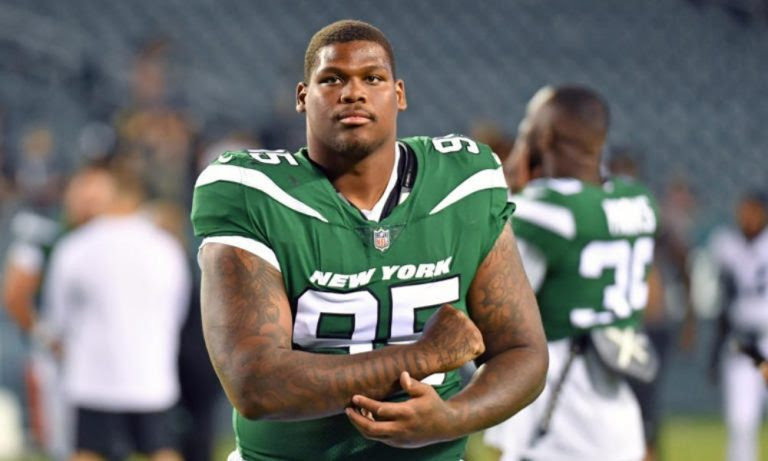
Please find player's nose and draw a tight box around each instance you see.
[340,78,367,103]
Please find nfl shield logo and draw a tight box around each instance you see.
[373,228,390,252]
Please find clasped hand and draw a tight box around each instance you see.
[345,304,483,448]
[346,371,460,448]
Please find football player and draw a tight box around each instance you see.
[485,85,658,461]
[191,20,548,461]
[709,191,768,461]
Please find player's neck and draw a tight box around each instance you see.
[311,142,398,211]
[551,150,602,185]
[104,197,142,217]
[569,167,602,186]
[743,225,767,241]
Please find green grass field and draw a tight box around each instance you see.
[652,417,768,461]
[212,417,768,461]
[8,416,765,460]
[460,417,768,461]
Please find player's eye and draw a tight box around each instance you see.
[319,75,341,85]
[365,75,383,84]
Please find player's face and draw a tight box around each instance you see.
[737,199,767,239]
[297,41,406,160]
[64,169,116,227]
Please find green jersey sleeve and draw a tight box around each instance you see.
[191,151,270,244]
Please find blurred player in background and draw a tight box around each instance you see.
[192,19,548,460]
[2,162,113,460]
[485,85,658,460]
[43,162,190,461]
[708,191,768,461]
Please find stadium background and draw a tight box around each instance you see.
[0,0,766,459]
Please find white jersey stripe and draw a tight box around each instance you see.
[513,197,577,239]
[429,167,507,215]
[195,164,329,223]
[199,236,281,272]
[226,450,244,461]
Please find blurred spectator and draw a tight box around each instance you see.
[42,161,190,461]
[113,38,197,206]
[2,162,114,460]
[707,191,768,461]
[14,125,63,211]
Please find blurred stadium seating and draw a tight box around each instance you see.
[0,0,766,213]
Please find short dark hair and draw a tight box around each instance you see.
[551,86,611,136]
[743,189,768,209]
[107,156,146,199]
[303,20,396,82]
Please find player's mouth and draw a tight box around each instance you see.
[337,110,375,126]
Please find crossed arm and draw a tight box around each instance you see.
[346,224,548,447]
[199,242,483,421]
[200,223,548,442]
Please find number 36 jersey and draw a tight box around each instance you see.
[511,177,659,341]
[191,135,513,461]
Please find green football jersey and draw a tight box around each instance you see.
[8,210,64,304]
[511,177,659,341]
[191,134,513,461]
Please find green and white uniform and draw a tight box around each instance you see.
[6,210,72,459]
[485,177,659,461]
[513,177,659,338]
[191,135,512,461]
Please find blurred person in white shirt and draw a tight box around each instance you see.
[43,160,190,461]
[708,191,768,461]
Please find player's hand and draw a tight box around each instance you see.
[346,371,460,448]
[504,143,533,193]
[416,304,484,372]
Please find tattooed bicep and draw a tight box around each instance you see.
[199,243,293,358]
[467,224,545,361]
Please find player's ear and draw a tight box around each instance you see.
[396,79,407,111]
[296,82,308,113]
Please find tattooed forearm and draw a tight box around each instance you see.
[200,243,461,421]
[444,224,548,436]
